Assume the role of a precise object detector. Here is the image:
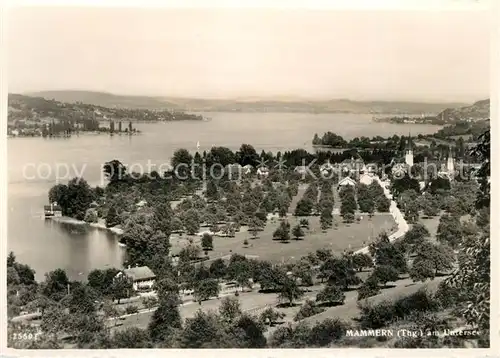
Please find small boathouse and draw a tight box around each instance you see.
[44,203,63,218]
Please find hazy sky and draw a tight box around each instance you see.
[7,7,491,101]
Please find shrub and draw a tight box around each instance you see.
[293,299,325,321]
[294,199,314,216]
[315,284,345,306]
[433,281,462,308]
[359,289,442,329]
[259,307,285,326]
[269,322,311,348]
[392,289,440,318]
[357,281,381,301]
[308,318,349,347]
[84,208,98,223]
[125,304,139,314]
[352,253,373,272]
[358,300,395,329]
[268,319,349,348]
[268,325,295,347]
[371,265,400,286]
[141,296,158,309]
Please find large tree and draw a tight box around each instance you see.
[291,224,305,240]
[183,208,201,235]
[391,173,420,197]
[42,268,69,301]
[218,296,242,323]
[110,274,133,304]
[193,279,220,303]
[148,293,182,343]
[105,205,121,228]
[436,214,462,249]
[237,144,259,167]
[273,220,291,242]
[410,242,454,282]
[102,159,127,183]
[209,258,227,280]
[227,314,267,348]
[370,265,399,287]
[177,310,227,348]
[278,277,304,306]
[121,212,171,269]
[368,233,407,273]
[316,284,345,306]
[201,233,214,252]
[319,257,361,290]
[111,327,152,348]
[51,178,95,220]
[254,261,286,291]
[352,253,374,272]
[171,148,193,177]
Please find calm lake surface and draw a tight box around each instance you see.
[8,112,442,280]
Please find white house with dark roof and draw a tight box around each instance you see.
[256,166,269,178]
[337,176,357,188]
[116,266,156,291]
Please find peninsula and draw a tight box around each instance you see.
[7,93,204,138]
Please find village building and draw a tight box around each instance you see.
[359,173,375,185]
[116,266,156,292]
[436,148,456,179]
[225,163,244,178]
[337,176,357,189]
[256,166,269,178]
[197,229,216,237]
[338,157,365,175]
[44,202,63,218]
[405,134,414,168]
[242,164,253,175]
[294,166,309,175]
[320,161,335,177]
[365,163,378,174]
[225,163,253,177]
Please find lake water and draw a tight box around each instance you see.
[7,112,441,280]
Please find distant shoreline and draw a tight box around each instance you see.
[7,132,142,139]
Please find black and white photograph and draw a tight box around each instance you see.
[3,1,494,351]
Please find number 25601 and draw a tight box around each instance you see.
[12,332,41,340]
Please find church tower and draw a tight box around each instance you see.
[447,146,454,174]
[405,133,414,168]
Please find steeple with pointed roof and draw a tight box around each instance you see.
[405,132,414,168]
[447,145,454,174]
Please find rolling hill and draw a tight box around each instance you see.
[438,99,490,121]
[27,90,181,110]
[29,90,468,114]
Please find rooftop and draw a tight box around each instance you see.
[123,266,156,281]
[44,205,62,211]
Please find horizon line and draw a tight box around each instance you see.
[11,89,488,104]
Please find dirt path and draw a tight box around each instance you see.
[355,176,408,254]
